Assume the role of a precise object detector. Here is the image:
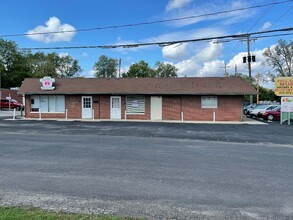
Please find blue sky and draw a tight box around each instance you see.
[0,0,292,86]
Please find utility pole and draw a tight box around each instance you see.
[116,58,121,78]
[242,34,256,104]
[221,61,230,77]
[235,64,238,75]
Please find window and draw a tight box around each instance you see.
[126,96,145,114]
[31,95,65,112]
[201,96,218,108]
[83,97,92,108]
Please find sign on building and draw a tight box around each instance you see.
[281,97,293,125]
[275,77,293,96]
[40,77,55,91]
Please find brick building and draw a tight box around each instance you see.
[18,77,256,121]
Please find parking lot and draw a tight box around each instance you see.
[1,113,293,219]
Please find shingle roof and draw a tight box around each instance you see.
[18,77,257,95]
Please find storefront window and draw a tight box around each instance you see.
[201,96,218,108]
[126,96,145,114]
[31,95,65,112]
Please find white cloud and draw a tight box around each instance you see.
[259,22,272,31]
[81,52,89,57]
[162,43,190,60]
[195,41,224,62]
[26,17,76,43]
[173,41,224,77]
[200,60,225,77]
[58,52,69,58]
[164,1,254,27]
[166,0,193,11]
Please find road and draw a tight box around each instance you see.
[0,119,293,219]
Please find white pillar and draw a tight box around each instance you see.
[13,108,16,120]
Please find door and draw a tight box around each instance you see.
[151,96,162,120]
[82,96,92,119]
[110,96,121,119]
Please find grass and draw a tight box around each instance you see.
[0,207,141,220]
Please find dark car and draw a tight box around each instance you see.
[0,98,23,110]
[259,106,281,121]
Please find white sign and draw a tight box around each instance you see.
[131,100,139,107]
[281,97,293,112]
[40,77,55,90]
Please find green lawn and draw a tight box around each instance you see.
[0,207,141,220]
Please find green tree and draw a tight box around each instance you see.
[28,52,81,78]
[123,60,155,78]
[27,52,57,78]
[94,55,117,78]
[155,62,177,78]
[263,39,293,77]
[0,39,31,88]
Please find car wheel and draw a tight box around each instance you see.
[244,109,247,115]
[268,114,274,121]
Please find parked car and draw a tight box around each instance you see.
[259,106,281,121]
[249,104,279,118]
[0,98,23,110]
[243,103,257,115]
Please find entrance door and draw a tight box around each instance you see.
[110,96,121,119]
[151,96,162,120]
[82,96,92,119]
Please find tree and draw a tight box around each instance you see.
[51,53,82,78]
[154,62,177,78]
[27,52,57,78]
[94,55,118,78]
[263,39,293,77]
[0,39,31,88]
[28,52,82,78]
[123,61,155,78]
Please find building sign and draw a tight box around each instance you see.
[40,77,55,90]
[275,77,293,96]
[281,97,293,112]
[131,100,139,107]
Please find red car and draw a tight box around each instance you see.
[259,106,281,121]
[0,98,23,110]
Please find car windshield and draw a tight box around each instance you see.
[254,105,269,109]
[272,106,281,111]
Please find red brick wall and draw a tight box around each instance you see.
[66,95,81,119]
[162,95,243,121]
[24,94,243,121]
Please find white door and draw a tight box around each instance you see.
[110,96,121,119]
[82,96,92,119]
[151,96,162,120]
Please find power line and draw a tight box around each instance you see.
[1,0,293,38]
[247,0,277,32]
[219,0,289,74]
[19,27,293,51]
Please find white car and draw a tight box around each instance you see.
[250,105,279,117]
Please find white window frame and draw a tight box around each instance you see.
[126,95,145,114]
[30,95,65,113]
[201,96,218,109]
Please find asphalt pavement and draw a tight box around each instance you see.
[0,117,293,219]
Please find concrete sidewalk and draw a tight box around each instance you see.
[0,110,22,118]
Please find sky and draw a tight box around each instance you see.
[0,0,292,88]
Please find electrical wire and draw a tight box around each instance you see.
[19,27,293,51]
[1,0,293,38]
